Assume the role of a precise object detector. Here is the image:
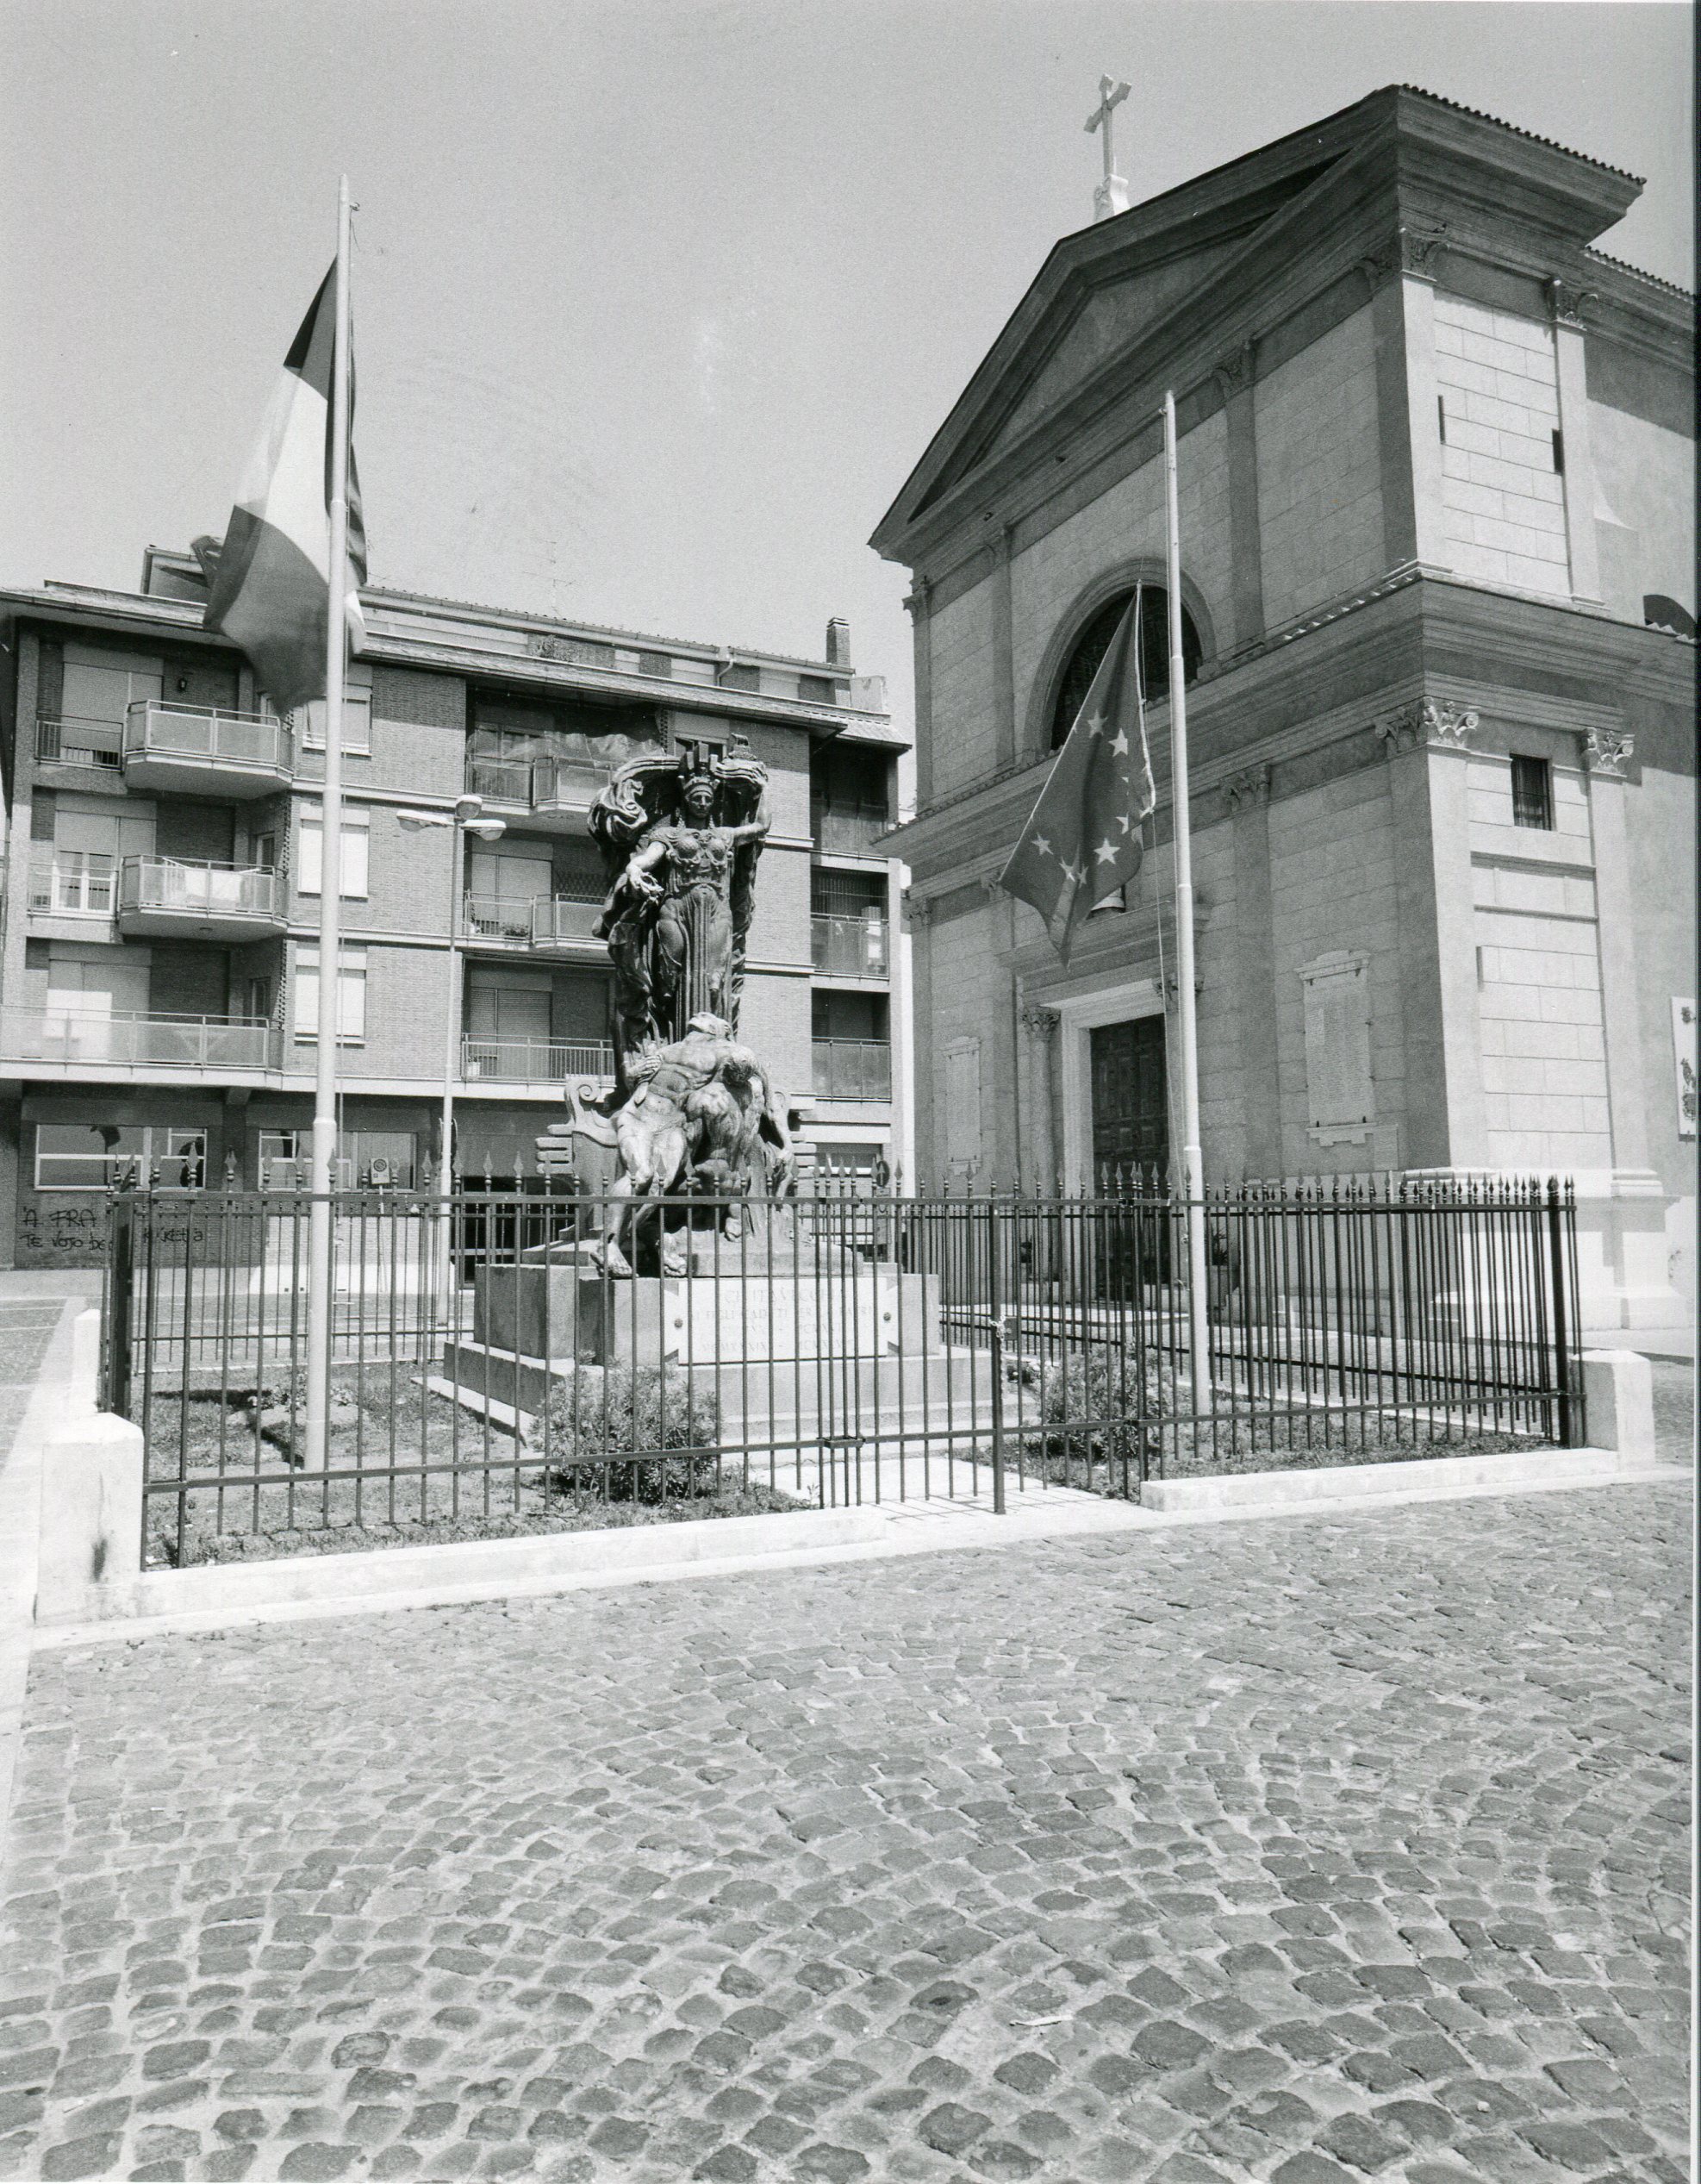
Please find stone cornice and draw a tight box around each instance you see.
[891,574,1688,884]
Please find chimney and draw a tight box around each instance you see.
[826,618,851,670]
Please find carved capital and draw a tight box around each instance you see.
[903,576,932,621]
[1212,340,1256,401]
[1020,1005,1060,1044]
[1582,726,1634,778]
[1375,696,1479,755]
[907,893,933,927]
[1545,277,1597,330]
[1223,763,1271,812]
[1356,240,1399,291]
[1398,223,1449,279]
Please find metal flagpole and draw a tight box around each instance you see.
[1163,390,1212,1415]
[304,174,353,1470]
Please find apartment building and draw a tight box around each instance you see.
[0,550,907,1267]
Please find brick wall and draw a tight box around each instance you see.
[1256,304,1385,630]
[1433,295,1569,600]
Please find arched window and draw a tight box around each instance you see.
[1050,584,1202,749]
[1644,593,1697,640]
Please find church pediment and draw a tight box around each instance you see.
[958,235,1252,477]
[873,84,1644,562]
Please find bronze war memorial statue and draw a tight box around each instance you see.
[536,735,794,1274]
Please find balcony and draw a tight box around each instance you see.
[461,1035,616,1086]
[812,1038,892,1102]
[811,910,888,978]
[117,857,285,940]
[465,755,603,833]
[1,1007,273,1072]
[462,891,605,953]
[811,803,890,858]
[35,717,123,777]
[122,701,293,798]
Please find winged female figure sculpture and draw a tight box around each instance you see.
[589,735,770,1086]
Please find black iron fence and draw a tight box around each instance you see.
[102,1173,1583,1569]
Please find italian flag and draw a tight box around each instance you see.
[202,266,367,714]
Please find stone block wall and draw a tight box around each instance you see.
[1433,296,1569,599]
[1255,305,1384,630]
[1266,766,1404,1172]
[1009,409,1232,746]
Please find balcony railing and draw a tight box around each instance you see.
[530,757,607,814]
[464,889,606,947]
[123,701,293,775]
[811,910,888,977]
[464,756,608,816]
[28,853,115,916]
[461,1035,616,1083]
[812,805,890,856]
[463,892,535,943]
[35,717,123,772]
[812,1038,892,1102]
[117,857,283,922]
[465,757,533,807]
[1,1007,273,1070]
[533,889,604,945]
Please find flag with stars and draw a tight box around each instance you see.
[998,594,1156,961]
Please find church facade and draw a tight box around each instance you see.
[874,86,1695,1338]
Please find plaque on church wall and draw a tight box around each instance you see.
[1301,952,1374,1145]
[1674,999,1697,1140]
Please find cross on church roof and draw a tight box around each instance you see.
[1084,74,1132,222]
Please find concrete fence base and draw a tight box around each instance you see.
[32,1319,1667,1628]
[34,1310,145,1626]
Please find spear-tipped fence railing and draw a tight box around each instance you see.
[100,1170,1582,1569]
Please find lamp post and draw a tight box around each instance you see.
[399,796,505,1325]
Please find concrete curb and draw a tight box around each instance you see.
[1142,1443,1642,1513]
[33,1485,1145,1650]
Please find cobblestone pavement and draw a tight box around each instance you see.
[0,1478,1690,2184]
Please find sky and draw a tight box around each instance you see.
[3,1,1692,782]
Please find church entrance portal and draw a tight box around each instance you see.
[1089,1014,1170,1289]
[1089,1016,1168,1185]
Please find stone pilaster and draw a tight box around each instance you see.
[991,527,1017,772]
[1548,279,1604,607]
[904,577,933,810]
[907,893,937,1188]
[1377,696,1486,1168]
[1581,727,1648,1170]
[1019,1003,1061,1192]
[1370,258,1449,574]
[1214,346,1265,650]
[1224,764,1280,1174]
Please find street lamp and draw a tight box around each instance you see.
[398,796,506,1323]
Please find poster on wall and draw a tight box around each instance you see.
[1674,999,1697,1140]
